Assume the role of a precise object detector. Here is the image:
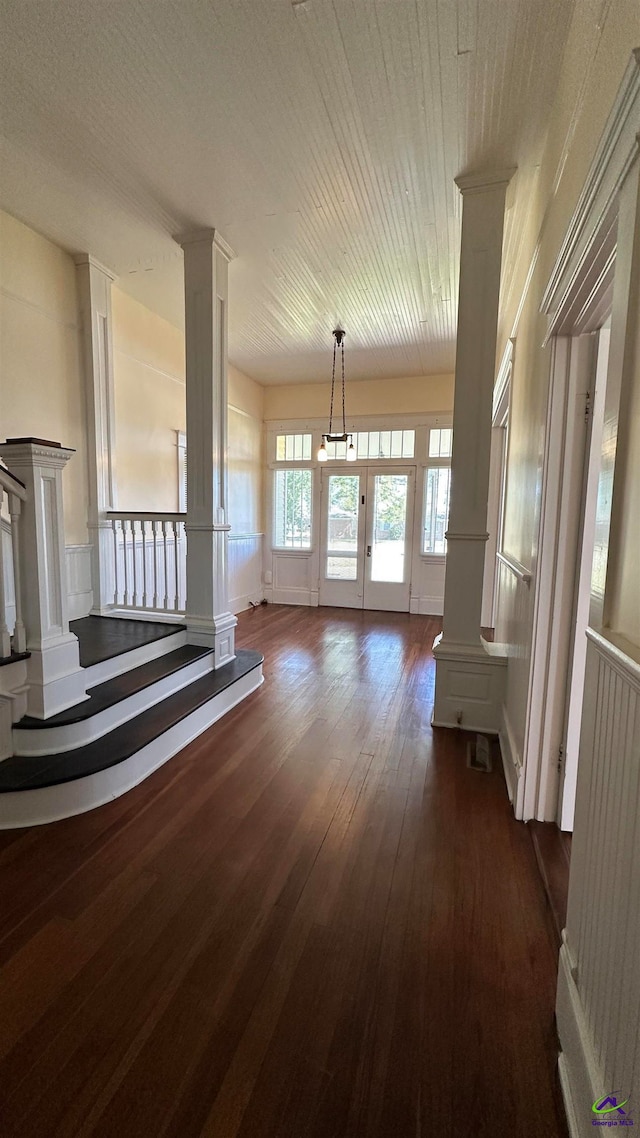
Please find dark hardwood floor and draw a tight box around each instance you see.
[0,605,567,1138]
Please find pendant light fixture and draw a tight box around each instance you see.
[317,329,356,462]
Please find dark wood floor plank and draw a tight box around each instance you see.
[0,605,567,1138]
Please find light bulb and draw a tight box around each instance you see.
[317,440,328,462]
[347,440,356,461]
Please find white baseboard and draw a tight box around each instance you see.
[230,590,264,614]
[0,664,263,828]
[556,937,601,1138]
[499,701,522,805]
[268,587,315,606]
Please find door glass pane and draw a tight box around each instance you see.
[327,556,357,580]
[370,475,408,583]
[326,474,359,579]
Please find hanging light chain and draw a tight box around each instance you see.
[328,335,337,435]
[341,334,346,436]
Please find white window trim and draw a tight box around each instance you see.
[176,430,187,512]
[272,466,314,552]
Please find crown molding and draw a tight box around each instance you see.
[454,167,516,195]
[174,228,236,262]
[541,48,640,329]
[73,253,117,281]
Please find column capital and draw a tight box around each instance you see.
[174,228,236,262]
[454,168,516,195]
[73,253,117,281]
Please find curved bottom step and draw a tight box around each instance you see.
[0,656,263,829]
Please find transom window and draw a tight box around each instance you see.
[276,433,312,461]
[323,429,415,461]
[428,428,452,458]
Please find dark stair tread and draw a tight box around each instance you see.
[70,615,186,669]
[0,649,263,792]
[0,651,30,669]
[15,646,214,729]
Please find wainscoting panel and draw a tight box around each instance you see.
[228,533,263,613]
[269,552,316,606]
[65,544,93,620]
[409,556,446,615]
[558,630,640,1135]
[494,554,533,809]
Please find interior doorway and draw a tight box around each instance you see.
[318,466,415,611]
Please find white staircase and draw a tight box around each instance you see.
[0,615,263,829]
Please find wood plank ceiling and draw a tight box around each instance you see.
[0,0,576,384]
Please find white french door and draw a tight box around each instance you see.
[319,466,415,611]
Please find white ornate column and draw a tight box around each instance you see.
[0,439,88,718]
[176,229,237,667]
[433,170,514,732]
[74,254,117,614]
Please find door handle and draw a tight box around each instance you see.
[366,545,372,557]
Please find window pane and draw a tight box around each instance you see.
[402,430,415,458]
[275,434,312,462]
[391,430,403,457]
[369,431,380,459]
[357,432,369,459]
[327,475,359,553]
[370,474,408,583]
[274,469,312,548]
[423,467,451,554]
[428,428,452,458]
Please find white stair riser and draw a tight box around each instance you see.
[12,653,215,756]
[82,630,187,686]
[0,666,263,828]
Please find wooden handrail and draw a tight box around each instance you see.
[496,550,532,586]
[0,466,27,501]
[107,511,186,522]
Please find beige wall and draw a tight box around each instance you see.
[112,290,264,535]
[263,372,453,422]
[112,287,186,512]
[494,6,640,757]
[0,210,89,544]
[499,1,640,572]
[229,365,264,535]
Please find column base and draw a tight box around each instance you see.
[432,637,507,733]
[186,612,237,668]
[25,633,89,719]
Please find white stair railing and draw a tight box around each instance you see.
[0,467,28,660]
[107,513,186,615]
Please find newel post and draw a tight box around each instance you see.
[0,439,87,718]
